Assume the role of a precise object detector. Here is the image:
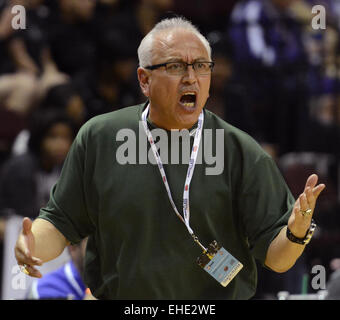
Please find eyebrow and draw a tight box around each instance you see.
[165,56,209,63]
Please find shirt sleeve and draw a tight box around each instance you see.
[239,155,295,265]
[38,123,96,244]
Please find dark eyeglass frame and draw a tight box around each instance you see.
[144,61,215,75]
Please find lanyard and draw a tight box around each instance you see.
[141,105,207,252]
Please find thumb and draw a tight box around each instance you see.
[22,217,33,256]
[22,217,32,236]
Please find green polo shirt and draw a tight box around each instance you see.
[39,103,295,299]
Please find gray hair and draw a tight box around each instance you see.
[137,17,212,68]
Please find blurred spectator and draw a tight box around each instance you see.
[93,0,176,67]
[207,31,255,135]
[0,0,44,116]
[330,258,340,271]
[0,0,17,75]
[0,108,76,295]
[85,56,142,119]
[173,0,238,35]
[45,0,97,105]
[87,0,142,116]
[0,109,76,220]
[132,0,175,36]
[298,93,340,155]
[0,72,30,166]
[0,0,50,99]
[84,0,174,117]
[296,15,340,156]
[0,0,70,166]
[26,238,89,300]
[6,0,48,75]
[10,80,85,157]
[0,72,38,115]
[326,267,340,299]
[41,83,86,126]
[47,0,97,75]
[228,0,308,156]
[327,256,340,299]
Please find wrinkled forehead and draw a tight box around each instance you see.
[152,29,210,63]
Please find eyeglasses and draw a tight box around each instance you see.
[145,61,214,76]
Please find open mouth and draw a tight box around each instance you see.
[179,92,197,108]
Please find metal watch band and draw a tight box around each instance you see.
[286,219,317,245]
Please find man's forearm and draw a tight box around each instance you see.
[31,218,70,263]
[264,226,306,273]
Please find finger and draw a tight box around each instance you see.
[293,204,301,217]
[15,244,43,266]
[304,174,318,191]
[29,256,43,266]
[15,248,43,266]
[305,187,315,208]
[312,184,326,199]
[19,263,42,278]
[299,193,309,212]
[25,264,42,278]
[15,235,29,261]
[304,179,325,209]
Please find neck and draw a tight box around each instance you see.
[148,110,197,131]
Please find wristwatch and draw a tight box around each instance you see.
[286,219,317,245]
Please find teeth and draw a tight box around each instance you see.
[183,92,196,96]
[183,102,195,107]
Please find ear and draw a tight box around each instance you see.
[137,67,151,98]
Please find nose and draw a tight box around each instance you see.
[182,65,197,84]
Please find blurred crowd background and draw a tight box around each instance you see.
[0,0,339,300]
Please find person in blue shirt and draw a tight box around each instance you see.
[26,239,87,300]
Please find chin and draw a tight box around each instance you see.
[175,115,200,130]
